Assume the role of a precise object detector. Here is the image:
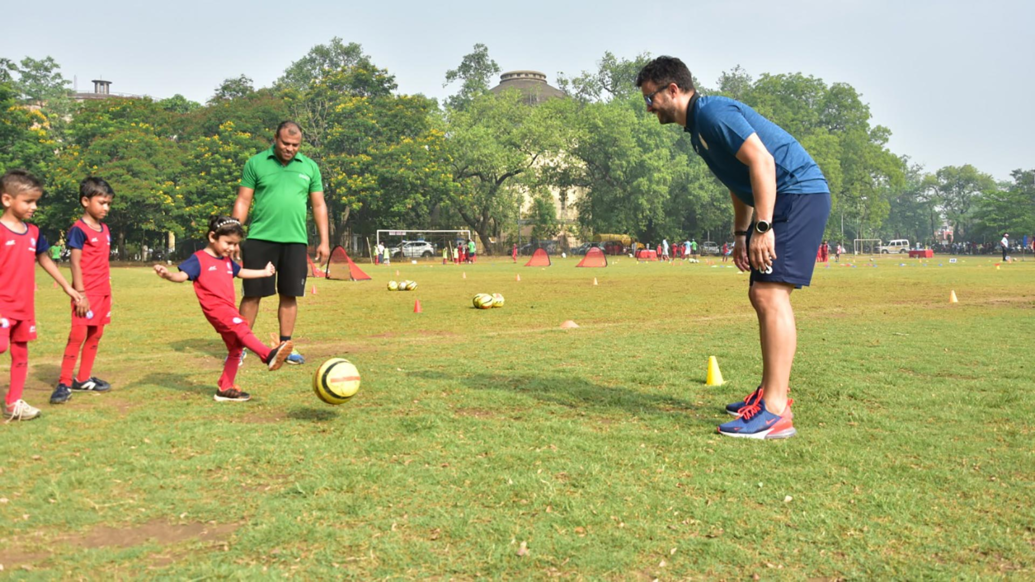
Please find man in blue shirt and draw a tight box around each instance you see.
[637,56,831,439]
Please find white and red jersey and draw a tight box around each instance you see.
[0,222,49,320]
[178,250,242,331]
[66,219,111,295]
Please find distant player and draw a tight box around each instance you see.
[154,216,293,402]
[51,178,116,405]
[0,170,83,421]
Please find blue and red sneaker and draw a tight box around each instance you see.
[725,385,762,416]
[717,398,796,439]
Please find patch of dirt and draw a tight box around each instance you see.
[368,332,396,339]
[0,520,240,570]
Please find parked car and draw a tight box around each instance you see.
[880,239,910,254]
[701,241,721,255]
[571,242,600,255]
[520,240,560,255]
[390,240,436,258]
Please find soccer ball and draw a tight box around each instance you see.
[388,280,399,291]
[406,280,417,291]
[313,358,361,405]
[491,293,505,308]
[473,293,495,309]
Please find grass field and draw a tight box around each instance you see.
[1,253,1033,579]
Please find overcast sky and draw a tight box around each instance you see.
[2,0,1031,181]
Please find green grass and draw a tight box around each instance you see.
[1,254,1033,578]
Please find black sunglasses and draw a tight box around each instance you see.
[643,84,670,107]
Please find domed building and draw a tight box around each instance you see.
[490,70,566,106]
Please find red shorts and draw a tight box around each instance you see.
[71,294,112,327]
[1,317,37,343]
[203,306,249,335]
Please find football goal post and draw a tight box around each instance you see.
[853,239,881,255]
[375,229,472,262]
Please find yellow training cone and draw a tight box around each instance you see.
[593,277,598,286]
[706,356,724,386]
[462,272,466,279]
[950,290,958,303]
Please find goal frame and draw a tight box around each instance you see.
[853,238,881,255]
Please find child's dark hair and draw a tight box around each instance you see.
[208,215,245,238]
[80,177,115,200]
[1,169,43,196]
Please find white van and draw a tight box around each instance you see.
[880,239,910,254]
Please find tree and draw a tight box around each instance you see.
[158,94,201,114]
[556,51,652,104]
[443,44,500,110]
[444,90,569,253]
[208,75,255,104]
[972,169,1035,241]
[923,165,996,240]
[0,81,56,180]
[277,37,396,96]
[12,56,71,106]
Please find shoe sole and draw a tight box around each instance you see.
[4,412,41,421]
[268,340,294,371]
[213,394,251,402]
[285,358,304,365]
[71,387,110,392]
[718,427,797,440]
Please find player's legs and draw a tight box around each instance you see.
[59,325,88,386]
[278,296,297,339]
[274,244,308,358]
[750,282,796,415]
[75,325,105,384]
[217,329,244,390]
[6,340,28,406]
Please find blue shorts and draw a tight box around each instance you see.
[747,193,831,288]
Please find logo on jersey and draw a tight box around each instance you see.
[4,240,13,246]
[86,310,94,319]
[29,325,36,334]
[232,317,243,325]
[208,266,218,271]
[698,134,710,151]
[755,265,774,275]
[91,238,98,243]
[299,173,311,182]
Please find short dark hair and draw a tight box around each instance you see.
[276,120,302,139]
[80,177,115,201]
[635,56,696,92]
[1,169,43,196]
[207,215,245,239]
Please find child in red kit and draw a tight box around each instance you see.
[1,170,83,421]
[154,216,292,402]
[51,178,116,404]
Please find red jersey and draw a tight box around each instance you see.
[178,250,241,327]
[0,222,49,320]
[66,219,111,295]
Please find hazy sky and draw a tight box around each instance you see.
[2,0,1031,181]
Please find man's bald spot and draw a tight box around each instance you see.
[276,121,302,139]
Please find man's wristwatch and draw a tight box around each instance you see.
[754,220,772,234]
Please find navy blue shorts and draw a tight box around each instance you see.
[747,193,831,288]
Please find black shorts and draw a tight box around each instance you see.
[747,193,831,289]
[241,239,308,298]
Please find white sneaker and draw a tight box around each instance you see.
[4,399,41,422]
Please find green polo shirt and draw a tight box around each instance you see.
[239,147,323,244]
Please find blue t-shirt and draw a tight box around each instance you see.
[684,95,828,207]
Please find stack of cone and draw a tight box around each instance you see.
[950,290,958,303]
[706,356,724,386]
[413,299,422,313]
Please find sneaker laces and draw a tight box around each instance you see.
[743,386,763,405]
[739,401,763,420]
[5,400,26,423]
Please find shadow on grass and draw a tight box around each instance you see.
[169,339,227,359]
[128,371,209,395]
[409,370,711,425]
[32,363,61,386]
[287,407,339,422]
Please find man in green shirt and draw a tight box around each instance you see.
[232,121,329,364]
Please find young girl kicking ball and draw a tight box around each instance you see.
[154,216,292,402]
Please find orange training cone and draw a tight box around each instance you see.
[950,290,958,303]
[311,284,317,295]
[413,299,422,313]
[516,274,521,282]
[706,356,724,386]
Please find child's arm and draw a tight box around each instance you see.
[154,264,189,283]
[38,254,83,304]
[70,248,91,317]
[238,261,276,280]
